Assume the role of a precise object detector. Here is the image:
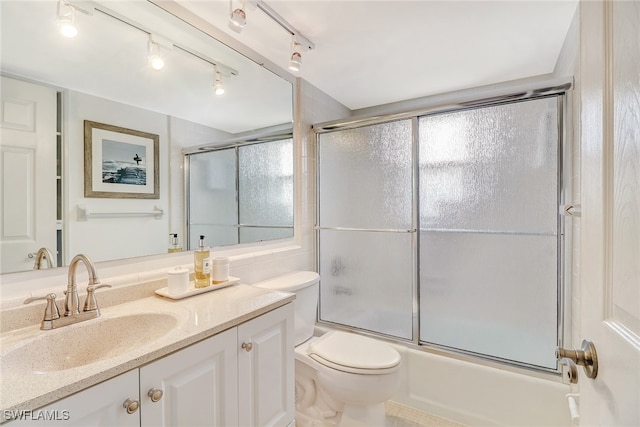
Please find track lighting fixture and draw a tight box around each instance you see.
[288,38,302,72]
[213,68,225,96]
[232,1,314,73]
[51,2,240,91]
[57,0,78,38]
[147,37,165,70]
[229,0,246,33]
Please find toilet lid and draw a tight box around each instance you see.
[307,331,401,375]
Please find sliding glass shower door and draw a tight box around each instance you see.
[418,97,560,369]
[316,95,562,369]
[317,120,415,340]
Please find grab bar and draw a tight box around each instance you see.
[77,204,164,220]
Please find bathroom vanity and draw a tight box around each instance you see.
[0,284,295,426]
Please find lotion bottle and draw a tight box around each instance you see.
[194,235,211,288]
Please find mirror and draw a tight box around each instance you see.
[186,138,294,249]
[0,0,294,274]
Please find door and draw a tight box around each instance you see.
[139,328,238,427]
[0,76,57,273]
[238,304,294,427]
[579,1,640,425]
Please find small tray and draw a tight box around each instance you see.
[155,277,240,300]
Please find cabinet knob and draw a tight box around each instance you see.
[241,342,253,352]
[123,398,140,414]
[148,388,164,402]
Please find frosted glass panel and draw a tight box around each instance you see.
[318,120,413,229]
[319,230,413,339]
[419,97,558,233]
[419,232,558,368]
[188,149,238,248]
[239,139,293,227]
[418,97,560,369]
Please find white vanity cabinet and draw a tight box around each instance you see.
[238,302,295,427]
[6,370,140,426]
[139,328,239,427]
[6,304,294,427]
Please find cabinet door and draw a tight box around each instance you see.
[139,328,238,427]
[238,304,294,427]
[6,370,139,426]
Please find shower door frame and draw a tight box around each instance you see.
[314,78,573,375]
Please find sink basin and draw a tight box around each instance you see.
[1,313,177,373]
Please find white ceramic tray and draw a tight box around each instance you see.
[155,277,240,300]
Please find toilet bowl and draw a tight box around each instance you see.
[254,271,401,427]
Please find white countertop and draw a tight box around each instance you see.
[0,284,294,419]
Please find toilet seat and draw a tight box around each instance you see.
[307,331,401,375]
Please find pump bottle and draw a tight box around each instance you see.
[194,235,211,288]
[168,233,183,253]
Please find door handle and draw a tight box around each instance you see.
[556,339,598,379]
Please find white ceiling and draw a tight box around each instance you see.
[177,0,579,111]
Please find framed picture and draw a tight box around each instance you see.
[84,121,159,199]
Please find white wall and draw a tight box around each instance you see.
[64,91,170,265]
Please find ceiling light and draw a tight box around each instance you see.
[57,0,78,38]
[213,69,225,96]
[147,38,165,70]
[229,0,246,33]
[289,39,302,72]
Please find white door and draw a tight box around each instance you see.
[6,370,140,426]
[0,76,57,273]
[139,328,238,427]
[578,1,640,425]
[238,304,294,427]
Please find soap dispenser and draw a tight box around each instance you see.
[194,235,211,288]
[168,233,183,253]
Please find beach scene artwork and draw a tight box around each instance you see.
[101,139,147,186]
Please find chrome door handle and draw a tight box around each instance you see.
[556,339,598,379]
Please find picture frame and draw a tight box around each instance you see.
[84,120,159,199]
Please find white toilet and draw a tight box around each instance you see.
[255,271,401,427]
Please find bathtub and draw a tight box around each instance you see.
[314,324,571,426]
[388,343,572,426]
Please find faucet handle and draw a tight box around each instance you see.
[24,293,61,322]
[83,284,112,313]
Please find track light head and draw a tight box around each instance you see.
[213,70,225,96]
[229,7,246,33]
[147,38,165,70]
[289,52,302,72]
[57,0,78,38]
[288,39,302,72]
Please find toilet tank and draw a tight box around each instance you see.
[254,271,319,346]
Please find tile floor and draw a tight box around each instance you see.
[384,401,467,427]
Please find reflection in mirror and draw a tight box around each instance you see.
[0,0,293,274]
[186,138,294,249]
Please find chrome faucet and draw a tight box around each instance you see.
[31,247,55,270]
[66,254,99,316]
[24,254,111,330]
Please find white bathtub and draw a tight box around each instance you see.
[388,343,572,426]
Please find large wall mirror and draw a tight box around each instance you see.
[0,0,294,274]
